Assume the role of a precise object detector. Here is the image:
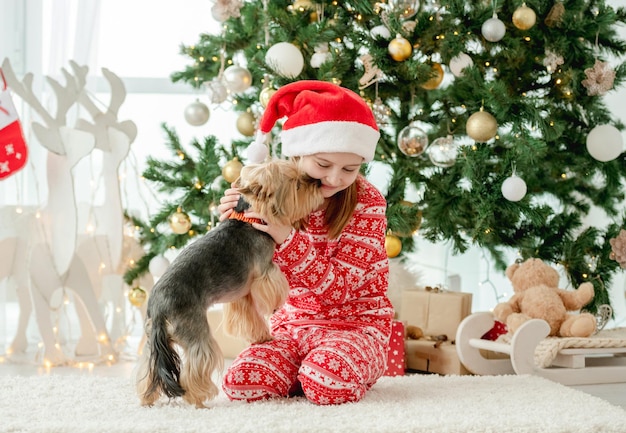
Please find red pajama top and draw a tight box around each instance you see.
[270,175,394,344]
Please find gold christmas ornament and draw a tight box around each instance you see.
[385,233,402,258]
[259,87,276,108]
[128,286,147,308]
[169,208,192,235]
[544,1,565,28]
[236,111,256,136]
[222,157,243,183]
[421,62,445,90]
[512,3,537,30]
[388,34,412,62]
[466,108,498,142]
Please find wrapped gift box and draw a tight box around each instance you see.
[399,288,472,375]
[384,320,406,376]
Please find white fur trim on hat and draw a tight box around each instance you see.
[281,120,379,162]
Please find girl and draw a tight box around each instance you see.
[218,81,393,405]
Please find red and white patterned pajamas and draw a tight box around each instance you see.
[223,176,394,405]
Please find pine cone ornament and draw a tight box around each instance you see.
[609,229,626,268]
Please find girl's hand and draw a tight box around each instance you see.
[217,186,241,221]
[244,210,293,245]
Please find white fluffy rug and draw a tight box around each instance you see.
[1,373,625,433]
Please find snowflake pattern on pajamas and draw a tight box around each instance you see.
[223,176,393,405]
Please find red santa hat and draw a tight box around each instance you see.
[246,80,380,163]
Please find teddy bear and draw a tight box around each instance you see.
[493,258,597,338]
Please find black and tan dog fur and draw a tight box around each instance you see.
[135,159,323,408]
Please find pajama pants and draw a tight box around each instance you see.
[222,326,387,405]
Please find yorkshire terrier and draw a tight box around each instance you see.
[135,159,324,408]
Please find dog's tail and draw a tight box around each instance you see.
[140,313,185,404]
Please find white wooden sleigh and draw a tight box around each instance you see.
[456,312,626,385]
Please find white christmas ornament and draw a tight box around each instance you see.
[310,43,331,69]
[501,174,527,202]
[370,25,392,40]
[205,78,229,104]
[586,124,623,162]
[184,99,210,126]
[482,14,506,42]
[265,42,305,78]
[223,65,253,93]
[449,52,474,77]
[149,255,170,278]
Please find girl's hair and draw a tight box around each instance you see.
[325,179,358,239]
[293,156,359,239]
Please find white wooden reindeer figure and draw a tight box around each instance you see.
[1,58,115,365]
[70,61,147,353]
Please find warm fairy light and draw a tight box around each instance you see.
[55,343,61,349]
[194,181,203,189]
[108,355,115,362]
[561,173,567,179]
[15,207,23,214]
[98,334,108,343]
[52,327,58,334]
[524,36,531,42]
[177,151,185,160]
[453,31,459,35]
[129,259,135,266]
[194,76,199,82]
[44,360,53,369]
[556,78,562,84]
[485,229,491,234]
[485,61,491,67]
[150,227,155,233]
[199,56,205,62]
[582,273,589,278]
[99,262,106,271]
[36,210,41,218]
[86,223,95,233]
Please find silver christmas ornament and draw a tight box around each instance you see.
[184,99,210,126]
[223,65,253,93]
[482,14,506,42]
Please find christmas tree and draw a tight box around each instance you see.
[124,0,626,312]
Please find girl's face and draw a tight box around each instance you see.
[300,153,363,198]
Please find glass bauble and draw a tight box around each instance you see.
[427,135,457,167]
[398,124,429,157]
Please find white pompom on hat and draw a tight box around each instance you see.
[246,80,380,163]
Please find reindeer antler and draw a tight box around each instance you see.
[1,57,89,155]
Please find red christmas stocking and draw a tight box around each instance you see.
[0,68,28,180]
